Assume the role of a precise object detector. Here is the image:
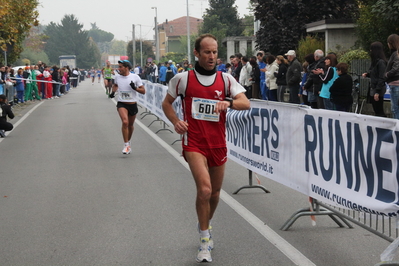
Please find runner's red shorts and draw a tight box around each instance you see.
[183,146,227,167]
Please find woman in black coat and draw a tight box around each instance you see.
[330,63,353,112]
[249,56,261,99]
[362,42,387,117]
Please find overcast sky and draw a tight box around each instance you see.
[37,0,252,41]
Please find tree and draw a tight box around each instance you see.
[242,14,255,37]
[199,0,244,59]
[43,15,100,68]
[355,0,399,51]
[202,0,245,37]
[0,0,39,64]
[110,40,127,55]
[179,34,198,63]
[372,0,399,23]
[127,40,155,66]
[88,28,114,43]
[253,0,358,55]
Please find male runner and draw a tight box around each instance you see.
[102,61,114,96]
[162,34,250,263]
[90,67,96,85]
[109,60,145,154]
[96,69,101,83]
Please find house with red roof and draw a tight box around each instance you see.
[157,16,203,58]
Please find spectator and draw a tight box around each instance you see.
[43,66,53,99]
[151,61,158,82]
[225,63,232,75]
[30,65,41,101]
[158,62,167,85]
[168,60,177,75]
[257,52,267,100]
[234,53,243,82]
[285,50,302,104]
[229,55,237,78]
[0,94,14,137]
[52,65,61,98]
[0,65,6,95]
[239,56,252,98]
[266,55,278,101]
[5,66,16,104]
[305,49,325,108]
[385,34,399,119]
[165,62,175,85]
[177,64,184,73]
[249,56,260,99]
[330,63,353,112]
[216,58,226,72]
[23,66,33,102]
[317,53,339,110]
[15,68,25,104]
[72,68,79,88]
[275,55,288,102]
[363,42,387,117]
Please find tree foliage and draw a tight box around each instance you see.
[88,28,114,43]
[14,47,50,66]
[253,0,358,55]
[44,15,101,68]
[355,0,399,51]
[202,0,244,37]
[372,0,399,22]
[127,40,155,66]
[0,0,39,64]
[200,0,244,59]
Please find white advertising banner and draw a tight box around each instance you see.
[227,100,399,216]
[142,81,182,126]
[142,82,399,216]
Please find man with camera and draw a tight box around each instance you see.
[109,60,145,154]
[0,94,15,137]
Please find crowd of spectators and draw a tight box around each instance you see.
[0,60,88,137]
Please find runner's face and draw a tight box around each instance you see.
[118,64,129,76]
[194,37,218,71]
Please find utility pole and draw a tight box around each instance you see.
[132,24,136,67]
[187,0,191,63]
[152,7,159,63]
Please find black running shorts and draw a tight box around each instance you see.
[117,102,138,116]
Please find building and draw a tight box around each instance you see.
[306,19,356,52]
[157,16,203,58]
[223,36,257,62]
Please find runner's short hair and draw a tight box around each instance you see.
[194,34,217,53]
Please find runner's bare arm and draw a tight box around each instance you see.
[231,92,250,110]
[162,94,188,134]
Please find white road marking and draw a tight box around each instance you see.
[0,101,44,143]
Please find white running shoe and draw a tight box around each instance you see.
[198,223,214,250]
[122,145,131,154]
[196,238,212,263]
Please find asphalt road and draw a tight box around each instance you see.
[0,79,391,266]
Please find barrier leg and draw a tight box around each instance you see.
[171,135,182,145]
[140,108,156,119]
[155,121,173,134]
[233,170,270,194]
[280,199,353,231]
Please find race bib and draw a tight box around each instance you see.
[120,91,134,100]
[191,97,219,122]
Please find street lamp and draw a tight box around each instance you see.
[151,7,159,63]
